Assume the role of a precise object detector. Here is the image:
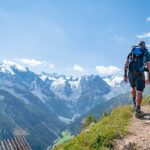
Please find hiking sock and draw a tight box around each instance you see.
[132,97,136,108]
[136,105,141,112]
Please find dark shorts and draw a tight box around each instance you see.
[128,72,145,91]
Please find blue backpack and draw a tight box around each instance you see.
[128,46,146,73]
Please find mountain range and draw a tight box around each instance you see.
[0,60,129,149]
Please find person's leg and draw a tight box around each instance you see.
[135,74,145,117]
[130,87,136,108]
[136,90,143,112]
[128,72,136,108]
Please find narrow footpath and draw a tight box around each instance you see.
[114,104,150,150]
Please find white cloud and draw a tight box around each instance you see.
[95,66,121,76]
[73,64,84,73]
[147,17,150,22]
[137,32,150,39]
[42,61,55,69]
[15,58,55,69]
[19,58,42,67]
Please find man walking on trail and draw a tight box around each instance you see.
[124,41,150,118]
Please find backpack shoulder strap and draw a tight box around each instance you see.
[128,46,136,60]
[143,48,149,61]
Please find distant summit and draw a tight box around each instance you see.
[0,60,27,75]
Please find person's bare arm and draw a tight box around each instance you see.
[145,61,150,84]
[147,61,150,71]
[123,59,129,82]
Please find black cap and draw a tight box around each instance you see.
[138,41,145,46]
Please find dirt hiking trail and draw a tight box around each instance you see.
[114,104,150,150]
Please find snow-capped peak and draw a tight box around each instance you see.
[103,75,123,87]
[0,60,27,74]
[103,75,129,100]
[39,72,63,81]
[39,74,48,81]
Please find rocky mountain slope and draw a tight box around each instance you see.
[0,60,114,149]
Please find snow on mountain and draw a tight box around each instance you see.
[59,113,81,124]
[51,78,81,101]
[69,80,80,89]
[38,72,82,102]
[51,77,66,87]
[31,88,47,103]
[59,116,72,124]
[0,59,117,110]
[103,75,123,87]
[103,75,129,100]
[0,60,27,74]
[0,60,128,103]
[39,74,47,81]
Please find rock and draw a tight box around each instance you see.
[85,128,90,133]
[90,122,95,126]
[123,142,137,150]
[144,121,150,125]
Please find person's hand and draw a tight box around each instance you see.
[145,72,150,85]
[123,76,128,82]
[145,79,150,85]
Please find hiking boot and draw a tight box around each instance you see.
[135,111,145,118]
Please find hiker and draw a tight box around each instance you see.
[124,41,150,118]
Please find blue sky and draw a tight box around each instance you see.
[0,0,150,76]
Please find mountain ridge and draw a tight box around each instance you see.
[0,60,117,149]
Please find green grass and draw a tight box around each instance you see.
[142,95,150,105]
[54,105,133,150]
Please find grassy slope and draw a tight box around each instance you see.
[54,96,150,150]
[68,92,131,136]
[54,105,133,150]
